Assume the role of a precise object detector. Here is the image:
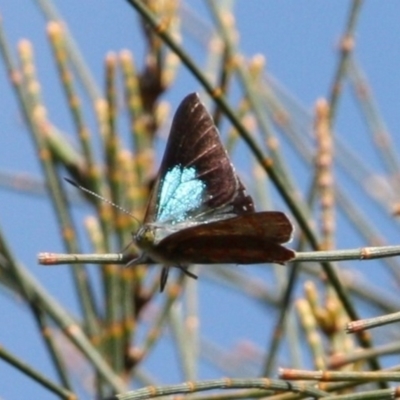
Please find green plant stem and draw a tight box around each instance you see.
[0,345,76,400]
[116,377,328,400]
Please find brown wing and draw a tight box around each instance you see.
[144,93,254,224]
[154,212,295,265]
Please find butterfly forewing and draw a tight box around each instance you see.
[143,93,254,228]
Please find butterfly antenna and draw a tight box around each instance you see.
[64,177,140,224]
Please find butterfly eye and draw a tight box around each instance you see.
[135,226,156,250]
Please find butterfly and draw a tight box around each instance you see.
[130,92,295,291]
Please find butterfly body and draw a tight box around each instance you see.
[131,93,294,290]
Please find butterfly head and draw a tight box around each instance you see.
[133,223,175,264]
[134,225,156,252]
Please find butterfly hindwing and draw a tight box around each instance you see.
[153,211,295,265]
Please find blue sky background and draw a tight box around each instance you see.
[1,2,400,399]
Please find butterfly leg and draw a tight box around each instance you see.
[160,266,170,292]
[176,265,198,280]
[160,266,197,292]
[126,253,146,267]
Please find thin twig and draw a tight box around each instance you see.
[38,243,400,266]
[116,377,328,400]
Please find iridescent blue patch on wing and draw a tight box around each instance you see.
[157,166,206,224]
